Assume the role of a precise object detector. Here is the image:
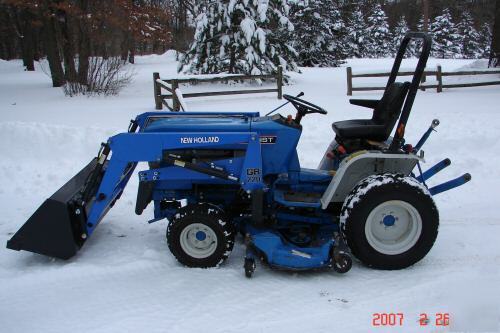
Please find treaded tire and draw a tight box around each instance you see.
[340,174,439,270]
[167,203,235,268]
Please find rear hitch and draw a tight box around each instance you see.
[411,119,471,196]
[414,119,440,153]
[416,158,451,183]
[429,173,472,195]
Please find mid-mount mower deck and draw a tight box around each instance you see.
[7,33,470,277]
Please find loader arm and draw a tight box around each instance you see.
[86,131,263,236]
[7,112,264,259]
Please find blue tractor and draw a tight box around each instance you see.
[7,33,470,277]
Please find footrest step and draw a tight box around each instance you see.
[274,190,321,208]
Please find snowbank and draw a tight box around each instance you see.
[0,57,499,332]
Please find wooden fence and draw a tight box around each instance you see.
[346,66,500,95]
[154,66,283,110]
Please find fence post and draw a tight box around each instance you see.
[153,72,162,110]
[277,66,283,99]
[172,79,180,111]
[420,72,427,91]
[436,65,443,93]
[346,67,353,96]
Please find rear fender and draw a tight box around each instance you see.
[320,151,421,208]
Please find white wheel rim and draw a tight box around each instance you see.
[365,200,422,255]
[179,223,218,259]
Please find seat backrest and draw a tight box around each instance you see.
[372,81,411,139]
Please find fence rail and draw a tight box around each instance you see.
[154,67,283,110]
[346,66,500,95]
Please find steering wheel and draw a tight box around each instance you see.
[283,94,328,124]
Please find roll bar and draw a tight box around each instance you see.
[389,32,433,151]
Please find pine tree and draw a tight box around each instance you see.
[179,0,298,75]
[365,3,392,58]
[479,23,493,58]
[392,15,413,57]
[457,11,482,59]
[345,6,368,58]
[409,15,427,57]
[393,16,409,43]
[290,0,347,67]
[490,0,500,67]
[430,8,462,59]
[416,15,425,32]
[327,1,349,61]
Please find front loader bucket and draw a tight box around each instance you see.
[7,158,99,260]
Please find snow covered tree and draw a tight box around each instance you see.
[491,0,500,67]
[344,6,369,58]
[179,0,298,75]
[416,15,425,32]
[290,0,347,67]
[365,3,392,58]
[406,15,427,57]
[457,11,482,59]
[479,23,493,59]
[430,9,462,59]
[392,15,414,57]
[393,16,409,43]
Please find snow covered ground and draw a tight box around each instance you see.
[1,54,499,332]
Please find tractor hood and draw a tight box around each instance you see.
[140,112,303,176]
[144,115,252,133]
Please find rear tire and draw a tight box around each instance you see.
[167,203,235,268]
[340,174,439,270]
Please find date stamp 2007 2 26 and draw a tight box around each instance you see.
[372,313,450,327]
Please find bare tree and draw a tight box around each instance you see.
[40,0,66,86]
[77,0,91,85]
[57,5,78,82]
[19,7,36,71]
[422,0,429,32]
[63,57,133,96]
[2,3,37,70]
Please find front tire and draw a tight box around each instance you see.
[167,203,235,268]
[340,174,439,270]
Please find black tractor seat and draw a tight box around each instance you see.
[333,81,411,142]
